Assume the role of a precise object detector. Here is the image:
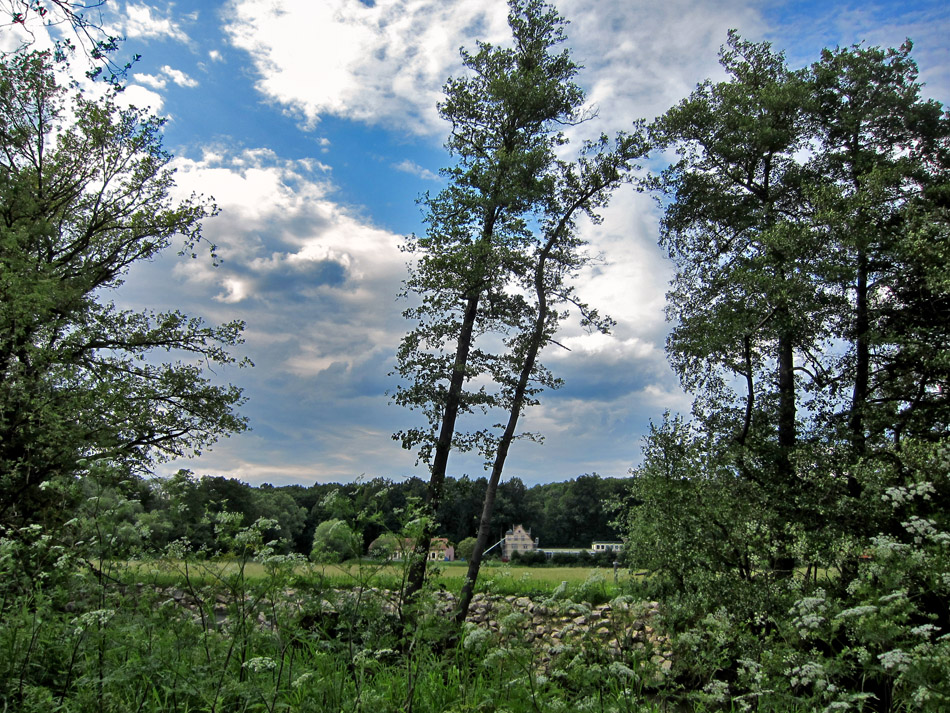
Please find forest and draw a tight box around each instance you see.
[117,471,627,557]
[0,0,948,711]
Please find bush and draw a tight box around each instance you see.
[310,519,361,562]
[456,536,477,561]
[510,550,547,566]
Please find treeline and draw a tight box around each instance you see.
[114,470,627,557]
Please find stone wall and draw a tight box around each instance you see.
[435,590,673,673]
[156,585,673,673]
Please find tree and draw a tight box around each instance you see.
[806,41,949,451]
[0,50,248,530]
[393,0,643,610]
[436,475,485,544]
[310,519,361,563]
[455,536,477,562]
[2,0,135,83]
[454,127,645,621]
[391,0,588,598]
[615,36,949,707]
[633,31,949,590]
[651,32,824,577]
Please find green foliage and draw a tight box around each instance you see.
[456,536,477,561]
[618,441,950,712]
[510,549,546,566]
[0,517,660,712]
[622,413,789,586]
[391,0,588,467]
[619,31,950,712]
[0,50,248,532]
[310,518,362,563]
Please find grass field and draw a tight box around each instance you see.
[126,557,637,599]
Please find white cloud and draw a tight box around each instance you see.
[167,146,408,365]
[222,0,511,133]
[160,65,199,88]
[393,159,440,181]
[129,65,197,104]
[558,0,766,141]
[120,145,421,483]
[208,49,223,62]
[123,3,191,43]
[115,83,166,112]
[222,0,764,138]
[133,72,167,90]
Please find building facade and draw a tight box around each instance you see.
[502,524,538,560]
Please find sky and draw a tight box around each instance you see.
[6,0,950,488]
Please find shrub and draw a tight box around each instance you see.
[510,549,547,566]
[310,519,361,562]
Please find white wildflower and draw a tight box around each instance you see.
[902,516,938,543]
[878,590,908,604]
[834,606,878,620]
[788,661,828,690]
[462,624,491,651]
[878,649,910,672]
[910,624,937,639]
[790,594,827,634]
[292,672,314,689]
[702,679,730,703]
[72,609,116,636]
[243,656,277,673]
[608,661,636,680]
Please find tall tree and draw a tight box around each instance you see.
[455,131,644,622]
[807,42,949,451]
[0,50,248,530]
[651,32,818,574]
[633,32,949,588]
[391,0,587,598]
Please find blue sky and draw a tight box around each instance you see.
[6,0,949,487]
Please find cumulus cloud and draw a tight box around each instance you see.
[221,0,764,139]
[167,147,412,391]
[133,72,168,89]
[122,3,191,43]
[118,83,166,112]
[137,141,683,485]
[222,0,511,133]
[131,65,197,99]
[136,0,950,486]
[559,0,765,140]
[120,146,422,483]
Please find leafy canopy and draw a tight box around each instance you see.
[0,50,249,529]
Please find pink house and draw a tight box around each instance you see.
[428,537,455,561]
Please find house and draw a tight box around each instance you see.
[428,537,455,562]
[368,535,454,561]
[502,524,538,560]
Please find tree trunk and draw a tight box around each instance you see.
[405,292,481,599]
[777,330,797,459]
[773,328,798,577]
[849,246,869,458]
[455,306,546,624]
[452,173,626,622]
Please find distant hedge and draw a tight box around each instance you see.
[509,550,620,567]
